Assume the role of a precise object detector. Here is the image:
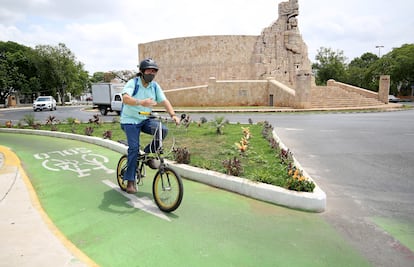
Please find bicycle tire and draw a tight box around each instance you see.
[116,155,128,191]
[152,167,183,212]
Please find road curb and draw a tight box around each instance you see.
[0,128,326,212]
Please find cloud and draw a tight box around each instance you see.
[1,0,413,73]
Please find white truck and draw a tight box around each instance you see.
[91,83,124,115]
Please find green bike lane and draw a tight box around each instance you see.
[0,132,370,267]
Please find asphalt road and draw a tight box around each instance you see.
[268,111,414,266]
[0,105,115,125]
[1,106,414,266]
[190,110,414,266]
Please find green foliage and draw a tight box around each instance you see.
[90,72,105,83]
[384,44,414,95]
[35,43,89,102]
[199,117,208,124]
[210,116,228,135]
[4,117,317,192]
[21,114,36,126]
[286,176,316,192]
[345,52,380,91]
[312,47,347,85]
[313,44,414,96]
[65,117,77,124]
[0,41,89,104]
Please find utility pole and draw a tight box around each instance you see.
[375,45,384,57]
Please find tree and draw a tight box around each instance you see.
[0,51,24,104]
[0,41,41,104]
[345,52,379,90]
[312,47,347,85]
[385,44,414,96]
[90,72,105,83]
[35,43,88,103]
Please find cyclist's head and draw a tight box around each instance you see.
[138,58,159,83]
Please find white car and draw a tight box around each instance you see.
[388,95,401,103]
[33,96,57,111]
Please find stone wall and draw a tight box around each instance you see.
[138,35,258,89]
[327,79,380,99]
[163,77,300,108]
[138,0,312,108]
[162,78,268,107]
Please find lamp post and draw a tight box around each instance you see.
[375,45,384,57]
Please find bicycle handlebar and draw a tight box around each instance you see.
[139,112,184,124]
[139,111,169,120]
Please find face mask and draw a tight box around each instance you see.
[143,73,155,83]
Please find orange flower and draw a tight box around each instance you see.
[242,127,252,139]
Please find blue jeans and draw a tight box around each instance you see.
[121,119,168,181]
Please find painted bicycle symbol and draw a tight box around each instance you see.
[33,148,115,178]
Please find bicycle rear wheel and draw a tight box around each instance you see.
[152,167,183,212]
[116,155,128,191]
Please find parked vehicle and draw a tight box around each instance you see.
[92,83,124,115]
[33,96,57,111]
[388,95,401,103]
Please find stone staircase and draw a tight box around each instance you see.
[311,86,384,108]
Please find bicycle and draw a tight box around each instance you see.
[116,112,184,212]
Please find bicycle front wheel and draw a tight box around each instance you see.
[152,167,183,212]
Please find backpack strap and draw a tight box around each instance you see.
[132,77,139,96]
[132,77,158,101]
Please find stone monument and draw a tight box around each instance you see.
[253,0,312,88]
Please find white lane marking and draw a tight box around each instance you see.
[102,179,171,222]
[284,128,304,131]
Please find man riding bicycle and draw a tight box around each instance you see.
[120,58,180,194]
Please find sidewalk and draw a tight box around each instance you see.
[0,146,94,267]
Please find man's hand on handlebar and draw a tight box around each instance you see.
[171,115,180,125]
[138,111,181,124]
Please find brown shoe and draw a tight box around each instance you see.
[126,180,137,194]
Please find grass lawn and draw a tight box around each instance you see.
[5,113,315,192]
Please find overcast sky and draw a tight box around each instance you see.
[1,0,413,74]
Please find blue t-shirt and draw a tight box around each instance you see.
[120,77,166,124]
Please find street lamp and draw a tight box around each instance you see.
[375,45,384,57]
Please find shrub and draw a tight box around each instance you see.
[85,126,94,136]
[22,114,36,127]
[89,114,101,125]
[173,147,191,164]
[285,165,315,192]
[211,116,228,135]
[222,157,243,176]
[103,130,112,139]
[45,115,59,125]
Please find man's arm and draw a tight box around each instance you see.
[162,99,180,123]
